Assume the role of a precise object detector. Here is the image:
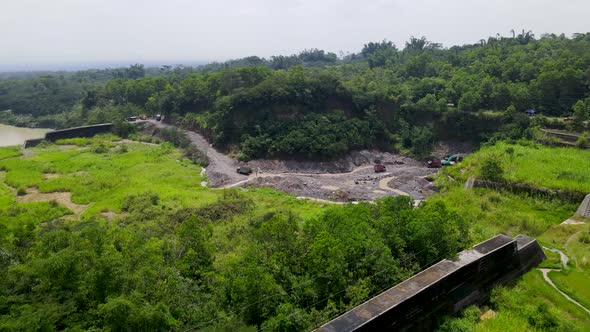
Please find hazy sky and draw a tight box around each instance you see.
[2,0,590,70]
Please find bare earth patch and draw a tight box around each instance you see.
[100,210,127,221]
[17,188,88,215]
[562,219,586,225]
[480,309,497,320]
[145,120,438,203]
[44,173,60,180]
[321,185,340,191]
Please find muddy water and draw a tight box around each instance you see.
[0,124,53,147]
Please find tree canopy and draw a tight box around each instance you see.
[1,32,589,158]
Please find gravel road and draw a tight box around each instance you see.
[143,120,438,202]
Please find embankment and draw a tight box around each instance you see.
[24,123,113,148]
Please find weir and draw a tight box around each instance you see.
[23,123,113,148]
[315,234,545,332]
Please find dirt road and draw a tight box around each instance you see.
[539,246,590,315]
[143,120,437,202]
[145,120,243,186]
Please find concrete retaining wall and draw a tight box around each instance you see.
[576,194,590,219]
[23,138,44,148]
[473,179,586,203]
[23,123,113,148]
[316,234,545,332]
[45,123,112,141]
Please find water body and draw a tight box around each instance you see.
[0,124,53,147]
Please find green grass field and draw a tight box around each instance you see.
[475,270,590,331]
[0,136,327,224]
[446,142,590,193]
[428,187,575,242]
[435,141,590,331]
[543,223,590,311]
[0,145,21,160]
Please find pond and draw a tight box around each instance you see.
[0,123,53,147]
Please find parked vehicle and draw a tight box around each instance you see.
[374,164,386,173]
[236,166,252,175]
[156,114,162,121]
[427,160,442,168]
[126,116,137,122]
[441,154,464,166]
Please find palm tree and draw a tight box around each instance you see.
[516,30,535,44]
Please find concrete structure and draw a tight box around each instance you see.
[23,138,44,148]
[23,123,113,148]
[473,179,586,203]
[315,234,545,332]
[575,194,590,219]
[44,123,113,141]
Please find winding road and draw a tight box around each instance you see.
[144,120,426,202]
[540,245,590,315]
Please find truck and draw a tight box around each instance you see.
[374,164,386,173]
[236,166,252,175]
[427,160,442,168]
[441,154,464,166]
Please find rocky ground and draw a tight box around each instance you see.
[143,120,446,202]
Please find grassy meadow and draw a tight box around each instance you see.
[445,142,590,193]
[435,141,590,331]
[0,135,335,261]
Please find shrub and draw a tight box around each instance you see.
[576,135,587,148]
[479,156,504,181]
[140,135,153,143]
[91,143,109,154]
[121,192,159,212]
[158,127,190,148]
[183,145,209,167]
[56,137,91,146]
[36,140,52,148]
[112,120,136,139]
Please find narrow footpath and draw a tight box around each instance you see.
[540,246,590,314]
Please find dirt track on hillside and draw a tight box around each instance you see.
[144,120,438,202]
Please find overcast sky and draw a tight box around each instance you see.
[1,0,590,71]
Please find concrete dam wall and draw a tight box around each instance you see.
[24,123,113,148]
[316,234,545,332]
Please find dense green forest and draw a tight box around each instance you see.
[2,32,590,159]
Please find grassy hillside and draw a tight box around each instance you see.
[450,142,590,193]
[435,141,590,331]
[0,139,469,331]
